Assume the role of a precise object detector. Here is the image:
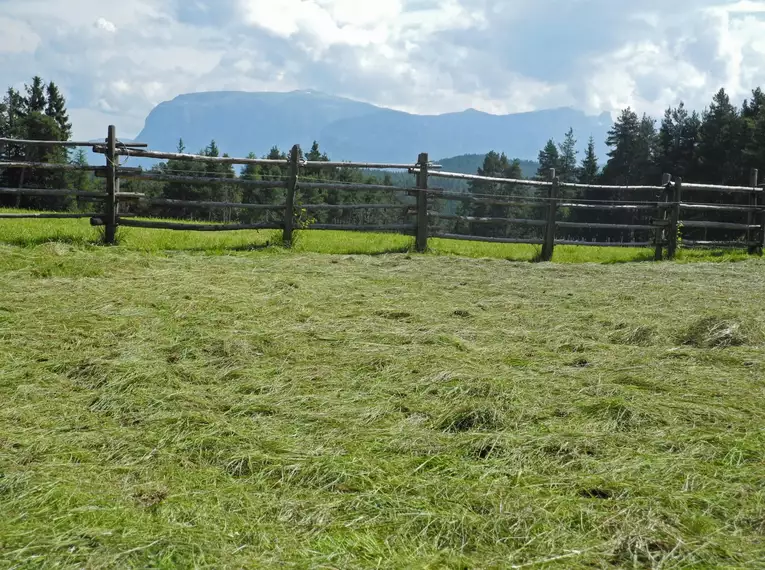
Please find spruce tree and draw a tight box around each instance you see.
[655,102,700,180]
[635,113,658,184]
[578,136,599,184]
[742,88,765,174]
[571,137,601,230]
[0,89,26,194]
[601,107,640,185]
[697,88,744,184]
[536,139,559,180]
[25,76,46,114]
[459,151,525,237]
[557,128,578,184]
[45,82,71,139]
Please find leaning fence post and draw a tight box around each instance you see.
[415,152,429,253]
[283,144,300,247]
[104,125,118,244]
[748,168,759,254]
[654,173,672,260]
[667,177,682,260]
[541,169,558,261]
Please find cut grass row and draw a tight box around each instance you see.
[1,245,764,568]
[1,212,764,567]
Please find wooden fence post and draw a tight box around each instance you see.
[415,152,429,253]
[283,144,300,247]
[748,168,759,254]
[104,125,118,244]
[667,177,682,260]
[654,173,671,260]
[541,169,558,261]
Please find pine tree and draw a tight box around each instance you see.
[697,88,745,184]
[601,107,640,185]
[25,76,46,114]
[536,139,559,180]
[570,137,601,231]
[655,102,700,180]
[161,138,206,216]
[45,82,71,139]
[293,141,327,214]
[458,151,526,237]
[741,88,765,174]
[635,113,658,184]
[557,128,578,184]
[579,136,599,184]
[0,89,26,196]
[306,141,328,162]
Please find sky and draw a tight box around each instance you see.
[1,0,765,140]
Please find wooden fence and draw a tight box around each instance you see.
[1,125,764,261]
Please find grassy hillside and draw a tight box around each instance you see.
[1,217,764,568]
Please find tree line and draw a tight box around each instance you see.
[120,140,404,225]
[455,86,765,242]
[0,76,86,209]
[2,76,763,242]
[1,76,405,225]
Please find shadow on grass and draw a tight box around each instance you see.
[349,246,414,256]
[0,235,103,248]
[599,252,658,265]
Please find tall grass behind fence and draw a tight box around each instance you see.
[1,125,763,260]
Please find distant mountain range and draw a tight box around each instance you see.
[128,90,612,165]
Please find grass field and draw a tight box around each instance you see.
[0,211,755,263]
[1,216,765,568]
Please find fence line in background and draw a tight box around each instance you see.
[1,125,764,260]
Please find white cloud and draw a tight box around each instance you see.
[95,17,117,33]
[1,0,765,139]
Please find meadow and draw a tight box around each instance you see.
[1,214,764,568]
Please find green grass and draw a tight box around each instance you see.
[2,214,765,568]
[0,210,757,263]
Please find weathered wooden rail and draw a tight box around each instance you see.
[1,126,764,260]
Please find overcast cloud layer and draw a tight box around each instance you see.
[1,0,764,140]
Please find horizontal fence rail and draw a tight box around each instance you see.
[92,146,442,171]
[1,127,764,259]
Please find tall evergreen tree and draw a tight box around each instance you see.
[45,81,71,139]
[457,151,526,237]
[1,88,27,195]
[655,102,701,180]
[601,107,641,185]
[579,136,599,184]
[697,88,745,184]
[570,137,602,231]
[634,113,658,184]
[741,87,765,175]
[536,139,559,180]
[25,76,46,114]
[557,128,578,184]
[1,77,71,207]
